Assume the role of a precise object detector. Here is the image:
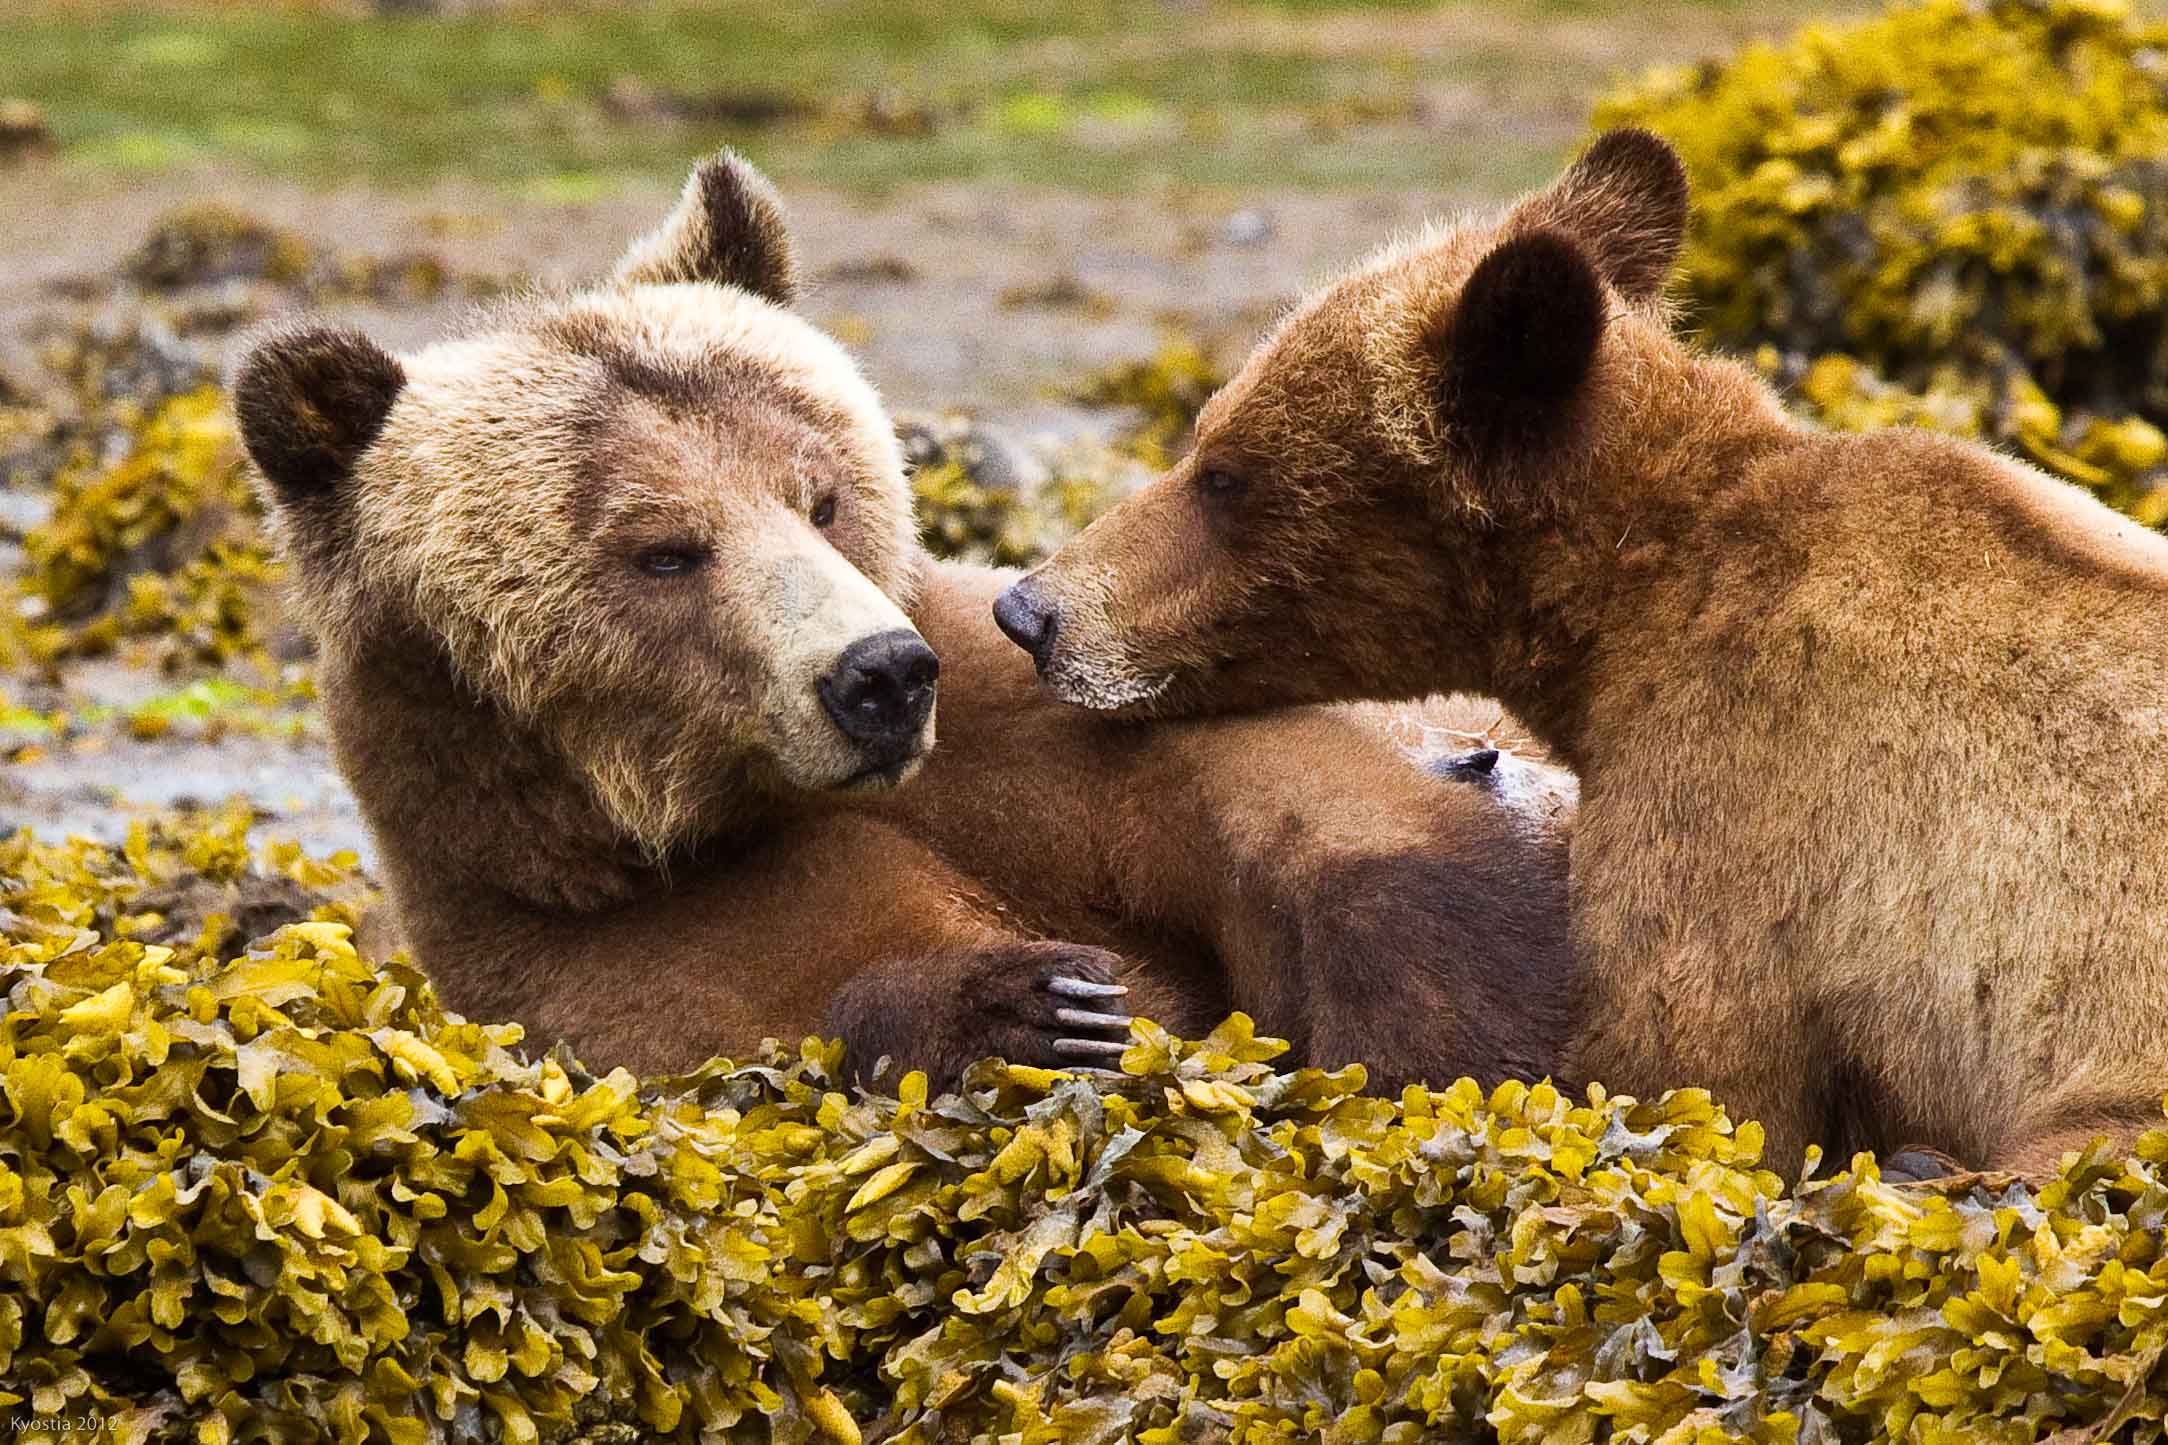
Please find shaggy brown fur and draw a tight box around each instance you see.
[235,151,1579,1092]
[1004,129,2168,1177]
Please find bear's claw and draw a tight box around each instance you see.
[1054,1006,1132,1030]
[1038,966,1131,1078]
[1048,976,1129,1001]
[1054,1035,1132,1059]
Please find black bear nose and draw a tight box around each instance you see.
[819,629,939,758]
[1430,746,1501,785]
[1452,748,1500,777]
[992,581,1057,665]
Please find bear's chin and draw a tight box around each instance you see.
[830,752,928,794]
[1039,657,1174,715]
[1045,648,1379,721]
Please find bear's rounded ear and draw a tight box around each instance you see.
[233,322,404,506]
[1431,228,1606,452]
[1520,128,1687,303]
[613,149,799,304]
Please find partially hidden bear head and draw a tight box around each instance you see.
[995,129,1699,717]
[234,154,932,855]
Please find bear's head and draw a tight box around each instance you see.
[996,130,1718,719]
[235,153,932,856]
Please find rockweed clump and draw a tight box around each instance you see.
[1598,0,2168,525]
[4,814,2167,1441]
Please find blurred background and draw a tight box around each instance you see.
[1,0,1879,424]
[5,0,2166,858]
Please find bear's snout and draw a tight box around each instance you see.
[818,629,940,767]
[992,580,1058,667]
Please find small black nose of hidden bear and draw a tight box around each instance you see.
[820,629,940,758]
[1451,748,1501,777]
[992,581,1057,666]
[1427,747,1501,786]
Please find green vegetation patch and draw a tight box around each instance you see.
[0,0,1713,195]
[6,818,2168,1440]
[1598,0,2168,526]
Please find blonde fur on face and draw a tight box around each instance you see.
[245,167,927,857]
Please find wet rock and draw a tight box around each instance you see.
[159,281,274,338]
[895,412,1039,493]
[129,871,320,950]
[602,76,812,128]
[0,487,55,540]
[1220,208,1274,248]
[819,255,920,285]
[45,306,212,409]
[0,99,55,167]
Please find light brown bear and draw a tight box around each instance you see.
[232,150,1579,1092]
[997,129,2168,1177]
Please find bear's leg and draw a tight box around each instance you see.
[1287,847,1574,1093]
[1110,706,1579,1092]
[1567,1002,1826,1182]
[824,939,1151,1091]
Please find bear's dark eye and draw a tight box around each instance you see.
[811,494,837,529]
[635,546,706,578]
[1196,465,1248,502]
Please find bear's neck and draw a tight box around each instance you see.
[319,626,721,923]
[1460,351,1799,770]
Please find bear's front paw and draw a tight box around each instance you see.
[971,941,1134,1073]
[825,940,1136,1090]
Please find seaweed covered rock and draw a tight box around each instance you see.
[1,308,216,505]
[128,205,318,294]
[900,414,1125,567]
[1069,339,1226,465]
[12,385,284,673]
[2,203,503,663]
[1596,0,2168,526]
[903,333,1232,568]
[127,203,476,308]
[5,819,2167,1440]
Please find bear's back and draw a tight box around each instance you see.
[1575,421,2168,1161]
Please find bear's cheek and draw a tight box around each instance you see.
[738,536,930,791]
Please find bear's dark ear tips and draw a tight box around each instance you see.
[1572,128,1688,208]
[1435,228,1606,443]
[614,149,799,304]
[233,323,405,505]
[1543,127,1688,302]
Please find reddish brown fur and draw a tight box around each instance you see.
[238,151,1580,1093]
[319,557,1576,1090]
[1011,130,2168,1176]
